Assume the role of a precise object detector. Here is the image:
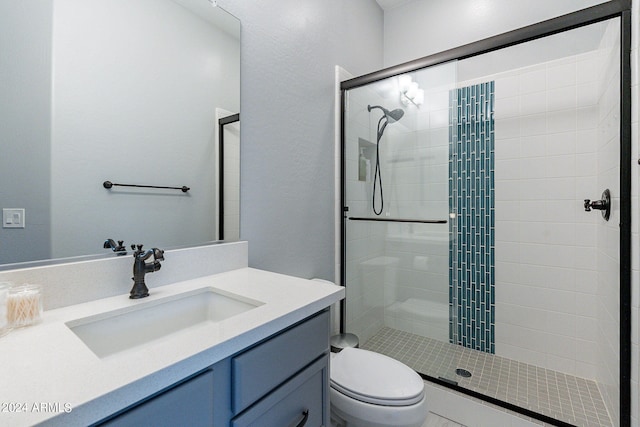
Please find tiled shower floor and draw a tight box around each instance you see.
[362,327,612,427]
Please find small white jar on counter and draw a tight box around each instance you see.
[7,284,42,328]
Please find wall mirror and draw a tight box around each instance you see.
[0,0,240,268]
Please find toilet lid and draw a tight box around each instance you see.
[330,348,424,406]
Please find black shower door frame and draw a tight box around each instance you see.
[339,1,632,425]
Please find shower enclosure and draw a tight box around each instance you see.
[340,2,630,426]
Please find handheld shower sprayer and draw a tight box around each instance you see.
[367,104,404,216]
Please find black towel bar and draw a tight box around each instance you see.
[103,181,190,193]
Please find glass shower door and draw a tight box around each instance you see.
[342,15,623,426]
[343,60,457,381]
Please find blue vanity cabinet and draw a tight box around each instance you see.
[96,368,215,427]
[95,309,330,427]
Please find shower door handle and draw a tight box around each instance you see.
[584,189,611,221]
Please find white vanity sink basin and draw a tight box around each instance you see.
[66,287,264,358]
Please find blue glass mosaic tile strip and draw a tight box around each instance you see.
[448,81,495,354]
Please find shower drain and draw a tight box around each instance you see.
[455,368,472,378]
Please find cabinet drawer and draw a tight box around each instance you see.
[231,355,328,427]
[231,310,329,413]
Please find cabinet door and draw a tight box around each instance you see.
[231,356,328,427]
[96,369,214,427]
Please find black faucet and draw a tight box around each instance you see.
[103,239,127,255]
[130,244,165,299]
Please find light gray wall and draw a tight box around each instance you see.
[218,0,384,280]
[383,0,609,67]
[0,1,52,264]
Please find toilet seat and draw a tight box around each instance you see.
[330,348,424,406]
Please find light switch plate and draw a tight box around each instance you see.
[3,208,25,228]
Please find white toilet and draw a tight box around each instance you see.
[329,347,428,427]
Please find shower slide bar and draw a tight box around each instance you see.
[348,217,447,224]
[103,180,190,193]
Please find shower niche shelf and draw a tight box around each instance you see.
[357,137,375,182]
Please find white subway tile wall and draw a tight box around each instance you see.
[487,18,621,422]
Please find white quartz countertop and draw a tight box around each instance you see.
[0,268,344,427]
